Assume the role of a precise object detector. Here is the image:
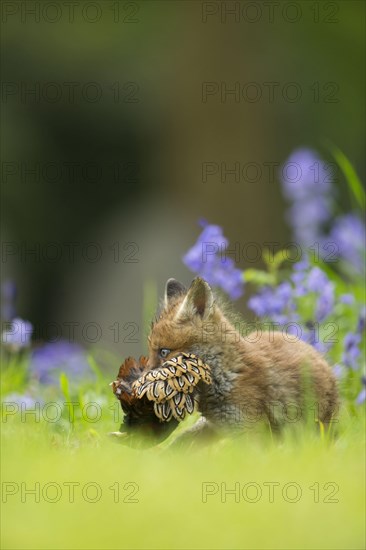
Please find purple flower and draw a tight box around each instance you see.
[199,257,244,300]
[291,257,309,295]
[342,332,361,369]
[315,281,335,322]
[293,262,334,322]
[280,148,336,251]
[356,376,366,405]
[299,323,330,353]
[357,306,366,333]
[333,364,344,379]
[293,263,335,322]
[310,339,332,354]
[281,148,365,280]
[248,289,271,317]
[307,267,329,293]
[247,290,269,318]
[183,221,244,300]
[281,148,333,201]
[287,197,331,230]
[183,223,228,272]
[248,282,296,322]
[356,388,366,405]
[340,294,355,305]
[293,256,310,272]
[330,214,365,274]
[249,258,337,351]
[1,318,33,350]
[30,341,92,385]
[340,310,365,373]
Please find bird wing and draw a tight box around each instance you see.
[132,353,211,421]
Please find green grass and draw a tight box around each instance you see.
[1,395,365,550]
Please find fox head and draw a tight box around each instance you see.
[147,277,226,368]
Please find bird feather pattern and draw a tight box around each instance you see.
[132,352,212,421]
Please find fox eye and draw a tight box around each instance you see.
[159,348,171,359]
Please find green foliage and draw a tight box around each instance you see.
[330,145,365,209]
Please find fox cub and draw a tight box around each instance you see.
[147,277,338,434]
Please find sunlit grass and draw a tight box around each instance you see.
[1,389,365,550]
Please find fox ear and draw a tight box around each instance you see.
[176,277,214,320]
[164,278,187,308]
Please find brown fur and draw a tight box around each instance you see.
[147,278,339,433]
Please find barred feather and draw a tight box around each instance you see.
[132,353,211,422]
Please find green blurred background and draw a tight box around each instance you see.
[1,0,365,358]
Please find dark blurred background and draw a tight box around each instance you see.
[1,0,365,359]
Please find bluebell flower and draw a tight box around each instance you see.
[293,256,310,272]
[307,267,330,293]
[183,223,228,272]
[342,332,361,369]
[287,197,331,224]
[183,221,244,300]
[249,258,336,350]
[248,282,296,323]
[315,281,335,322]
[356,388,366,405]
[30,341,93,385]
[280,148,335,250]
[357,306,366,333]
[247,289,270,318]
[333,364,344,379]
[339,306,365,379]
[281,148,333,201]
[293,263,335,322]
[247,288,271,318]
[330,214,365,274]
[281,149,365,277]
[340,294,355,305]
[291,273,306,295]
[199,257,244,300]
[276,281,293,301]
[1,318,33,350]
[307,337,332,354]
[287,197,331,233]
[356,376,366,405]
[291,257,309,296]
